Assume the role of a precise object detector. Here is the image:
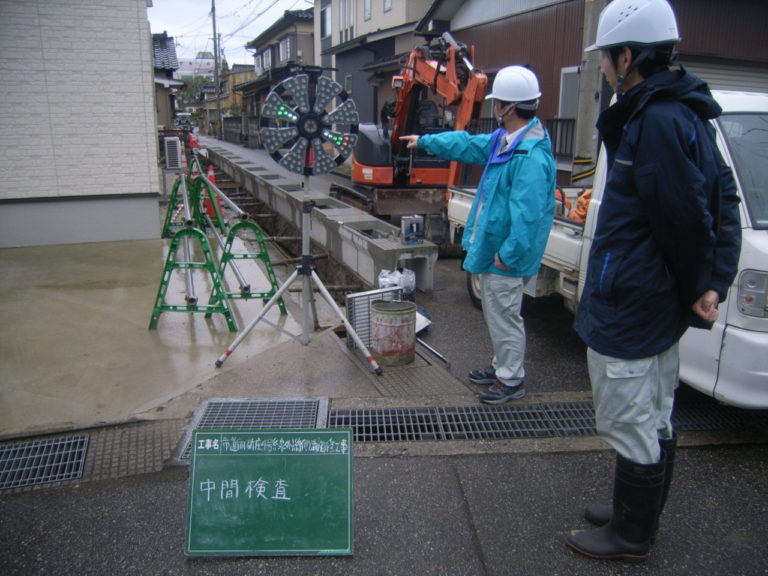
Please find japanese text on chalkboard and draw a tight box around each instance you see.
[196,435,349,455]
[198,478,292,502]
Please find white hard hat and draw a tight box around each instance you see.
[586,0,680,52]
[485,66,541,104]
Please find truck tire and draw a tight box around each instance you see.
[466,272,482,310]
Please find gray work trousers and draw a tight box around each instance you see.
[587,343,679,464]
[480,273,525,386]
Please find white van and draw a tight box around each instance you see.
[677,91,768,409]
[448,90,768,408]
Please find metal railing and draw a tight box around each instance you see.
[545,118,576,159]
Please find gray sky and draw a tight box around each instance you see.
[148,0,314,65]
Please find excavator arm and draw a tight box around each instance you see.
[389,32,487,186]
[348,32,486,223]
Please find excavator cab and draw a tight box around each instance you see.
[349,32,487,221]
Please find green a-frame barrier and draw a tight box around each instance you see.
[148,226,237,331]
[149,162,286,331]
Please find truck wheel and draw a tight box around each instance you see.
[466,272,482,310]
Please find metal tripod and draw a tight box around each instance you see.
[215,176,383,375]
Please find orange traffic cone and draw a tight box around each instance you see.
[189,159,200,182]
[204,165,224,218]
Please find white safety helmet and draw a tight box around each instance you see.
[586,0,680,52]
[485,65,541,109]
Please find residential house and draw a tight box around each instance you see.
[314,0,433,124]
[0,0,160,247]
[200,61,256,138]
[317,0,768,184]
[237,8,315,147]
[420,0,768,180]
[152,31,184,130]
[220,64,257,143]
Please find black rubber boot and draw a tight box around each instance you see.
[566,454,666,562]
[584,435,677,535]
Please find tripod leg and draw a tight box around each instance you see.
[300,273,312,345]
[215,269,300,367]
[310,271,383,376]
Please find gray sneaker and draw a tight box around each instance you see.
[468,366,496,384]
[479,381,526,404]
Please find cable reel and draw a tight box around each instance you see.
[260,68,359,176]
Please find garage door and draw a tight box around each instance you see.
[681,60,768,93]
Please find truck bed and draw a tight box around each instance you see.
[448,184,587,304]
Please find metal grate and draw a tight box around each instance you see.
[329,400,768,442]
[0,435,89,490]
[176,397,328,461]
[329,404,593,442]
[672,401,768,431]
[345,286,402,349]
[437,405,556,440]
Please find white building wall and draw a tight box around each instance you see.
[0,0,160,247]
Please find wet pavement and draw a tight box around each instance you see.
[0,237,301,439]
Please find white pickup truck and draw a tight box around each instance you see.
[448,90,768,409]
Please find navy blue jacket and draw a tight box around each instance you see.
[575,68,742,359]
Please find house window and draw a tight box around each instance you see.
[320,6,331,38]
[364,0,371,20]
[262,50,271,71]
[340,0,354,43]
[279,37,292,62]
[344,74,353,94]
[384,0,391,12]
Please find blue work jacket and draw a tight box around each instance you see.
[419,119,556,277]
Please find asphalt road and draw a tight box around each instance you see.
[413,256,591,398]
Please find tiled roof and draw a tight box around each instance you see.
[230,64,253,74]
[246,8,313,49]
[152,32,179,71]
[285,7,313,21]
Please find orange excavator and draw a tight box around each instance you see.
[343,32,487,230]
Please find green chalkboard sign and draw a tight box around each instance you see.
[185,429,353,556]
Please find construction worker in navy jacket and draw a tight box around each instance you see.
[567,0,742,563]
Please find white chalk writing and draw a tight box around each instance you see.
[200,478,292,502]
[216,436,349,455]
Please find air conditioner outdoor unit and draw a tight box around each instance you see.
[164,137,182,170]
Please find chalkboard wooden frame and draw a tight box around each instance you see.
[185,429,353,556]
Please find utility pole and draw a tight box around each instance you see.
[212,0,223,139]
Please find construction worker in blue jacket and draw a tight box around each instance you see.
[567,0,742,563]
[402,65,556,405]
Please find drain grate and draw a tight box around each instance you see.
[672,401,768,431]
[0,435,89,490]
[177,397,328,461]
[438,405,552,440]
[329,400,768,442]
[330,404,590,442]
